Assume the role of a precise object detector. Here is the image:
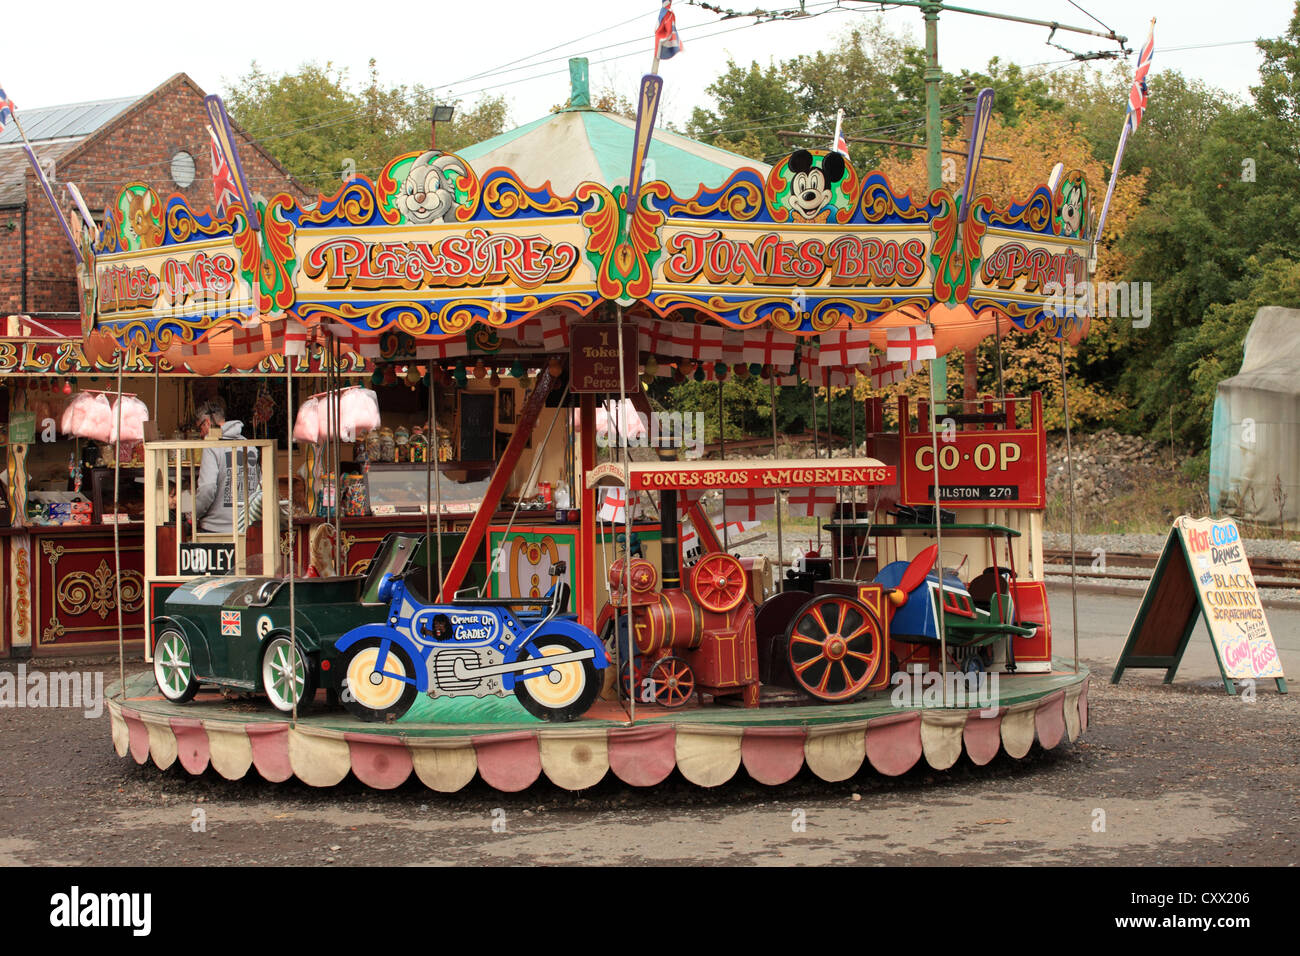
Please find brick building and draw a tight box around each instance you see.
[0,72,310,314]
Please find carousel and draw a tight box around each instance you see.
[87,69,1092,792]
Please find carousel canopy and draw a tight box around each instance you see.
[460,59,768,196]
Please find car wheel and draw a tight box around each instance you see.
[261,637,317,713]
[340,637,419,722]
[513,634,600,722]
[154,628,199,703]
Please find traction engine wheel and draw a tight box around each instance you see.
[690,552,747,613]
[787,595,884,702]
[648,655,695,708]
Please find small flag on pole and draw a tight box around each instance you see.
[0,89,14,132]
[203,95,260,230]
[886,324,937,362]
[654,1,683,61]
[1126,22,1156,133]
[830,108,849,159]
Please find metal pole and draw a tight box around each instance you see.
[287,335,299,721]
[1060,341,1080,673]
[718,380,727,551]
[425,366,434,601]
[923,1,948,416]
[928,364,948,705]
[810,378,821,553]
[113,351,125,700]
[615,306,635,725]
[769,373,784,590]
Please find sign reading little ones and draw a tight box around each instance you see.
[1112,516,1287,694]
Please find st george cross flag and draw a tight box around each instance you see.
[638,318,673,357]
[819,329,872,368]
[1127,22,1156,134]
[742,328,797,367]
[416,338,469,360]
[787,486,837,518]
[886,324,937,362]
[654,1,683,61]
[868,353,922,389]
[208,124,241,219]
[540,312,569,350]
[231,323,266,356]
[672,321,723,361]
[598,487,628,524]
[722,488,775,522]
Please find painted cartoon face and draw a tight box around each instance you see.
[1059,178,1084,238]
[397,152,467,225]
[122,189,163,249]
[784,149,847,220]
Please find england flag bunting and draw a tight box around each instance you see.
[722,487,775,522]
[868,352,922,388]
[682,517,761,552]
[539,311,569,350]
[514,318,544,347]
[416,338,469,360]
[741,328,797,367]
[598,487,628,524]
[638,317,674,357]
[720,329,746,363]
[283,317,309,358]
[886,323,937,362]
[231,323,266,356]
[671,322,723,361]
[818,329,872,367]
[787,486,837,518]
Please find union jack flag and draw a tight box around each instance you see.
[220,610,241,636]
[208,124,241,219]
[654,1,683,61]
[830,108,849,159]
[0,89,14,133]
[1127,23,1156,133]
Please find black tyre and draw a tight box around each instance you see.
[513,634,600,722]
[154,627,199,703]
[340,637,419,722]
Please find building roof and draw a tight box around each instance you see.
[0,95,140,146]
[0,94,143,208]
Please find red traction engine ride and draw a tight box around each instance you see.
[600,484,761,708]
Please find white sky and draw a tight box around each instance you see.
[5,1,1291,133]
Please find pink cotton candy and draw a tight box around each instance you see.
[81,394,114,443]
[294,396,321,443]
[110,394,150,443]
[337,388,380,442]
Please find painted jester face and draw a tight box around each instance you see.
[784,149,847,220]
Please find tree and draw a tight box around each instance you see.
[225,60,508,193]
[686,58,801,162]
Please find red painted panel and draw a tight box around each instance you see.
[1008,580,1052,665]
[33,529,145,651]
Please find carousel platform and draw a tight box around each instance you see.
[106,665,1088,791]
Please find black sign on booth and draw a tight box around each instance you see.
[179,543,238,576]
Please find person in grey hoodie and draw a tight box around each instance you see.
[193,398,260,534]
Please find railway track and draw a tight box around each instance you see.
[1043,548,1300,590]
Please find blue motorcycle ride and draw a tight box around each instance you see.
[334,560,607,722]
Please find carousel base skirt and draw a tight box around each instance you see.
[105,664,1089,791]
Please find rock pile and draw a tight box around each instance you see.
[1046,428,1186,507]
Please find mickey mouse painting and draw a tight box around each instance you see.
[782,149,847,221]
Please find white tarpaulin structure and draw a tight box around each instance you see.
[1210,306,1300,526]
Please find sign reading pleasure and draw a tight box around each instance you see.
[90,148,1092,350]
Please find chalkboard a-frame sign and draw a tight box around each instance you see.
[1112,516,1287,695]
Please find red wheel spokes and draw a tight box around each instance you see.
[788,596,884,701]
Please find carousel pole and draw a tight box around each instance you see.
[332,335,342,574]
[425,366,435,600]
[287,338,299,721]
[1060,341,1080,673]
[769,373,784,590]
[810,379,821,553]
[615,305,635,725]
[113,349,125,700]
[928,361,948,706]
[718,379,727,551]
[848,379,857,580]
